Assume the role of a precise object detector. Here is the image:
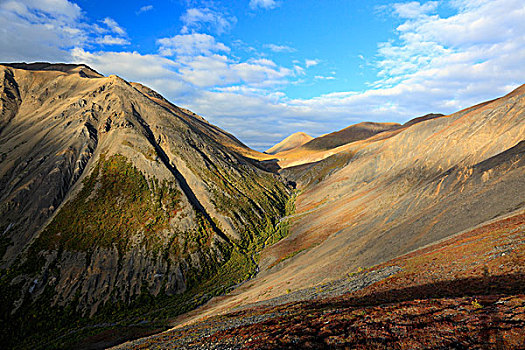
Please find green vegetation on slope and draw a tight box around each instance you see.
[0,153,291,349]
[34,154,182,252]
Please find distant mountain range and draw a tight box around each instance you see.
[0,62,523,349]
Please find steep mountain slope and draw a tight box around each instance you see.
[152,84,524,330]
[265,132,313,154]
[259,83,525,297]
[0,63,291,348]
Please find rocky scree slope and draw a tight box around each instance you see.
[0,63,291,349]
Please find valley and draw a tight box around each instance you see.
[0,63,523,349]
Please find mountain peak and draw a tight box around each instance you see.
[302,121,401,151]
[265,132,314,154]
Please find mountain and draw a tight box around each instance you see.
[302,121,400,151]
[265,84,525,294]
[0,63,292,349]
[273,117,450,168]
[1,62,524,349]
[114,84,524,349]
[265,132,313,155]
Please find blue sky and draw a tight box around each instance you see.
[1,0,524,150]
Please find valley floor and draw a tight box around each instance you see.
[111,211,525,349]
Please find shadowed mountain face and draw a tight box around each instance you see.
[0,63,291,348]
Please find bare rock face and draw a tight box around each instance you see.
[0,63,290,347]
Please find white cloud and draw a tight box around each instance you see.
[314,75,335,80]
[176,54,292,88]
[137,5,153,14]
[305,59,320,68]
[249,0,280,10]
[180,8,236,35]
[158,33,230,56]
[392,1,439,18]
[102,17,126,35]
[5,0,83,20]
[0,0,84,62]
[294,65,305,75]
[265,44,296,52]
[154,33,292,89]
[250,58,277,67]
[96,35,130,45]
[373,0,525,93]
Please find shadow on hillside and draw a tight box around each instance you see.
[312,272,525,310]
